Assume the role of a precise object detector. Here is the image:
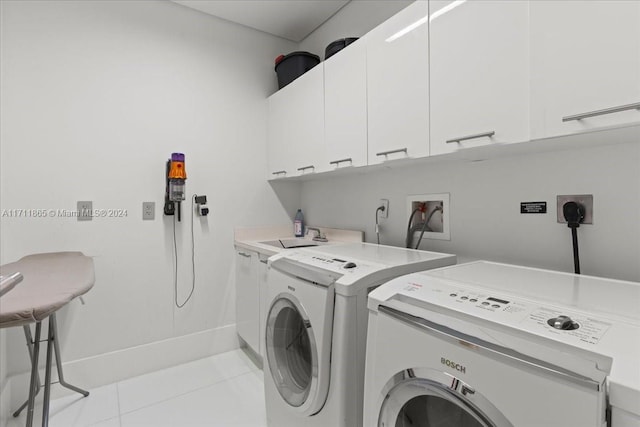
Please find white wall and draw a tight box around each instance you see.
[298,0,412,59]
[0,0,297,386]
[300,141,640,282]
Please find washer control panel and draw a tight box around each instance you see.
[398,280,612,346]
[282,252,379,276]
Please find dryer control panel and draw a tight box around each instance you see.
[279,251,383,277]
[395,279,613,347]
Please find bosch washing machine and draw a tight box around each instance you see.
[263,243,456,427]
[364,261,640,427]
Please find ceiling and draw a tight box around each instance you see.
[172,1,351,42]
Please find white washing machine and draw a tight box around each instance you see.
[364,261,640,427]
[263,243,456,427]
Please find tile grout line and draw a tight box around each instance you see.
[117,368,261,417]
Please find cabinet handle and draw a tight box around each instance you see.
[562,102,640,122]
[237,252,251,258]
[297,165,315,172]
[329,158,353,166]
[446,131,495,144]
[271,170,287,176]
[376,147,407,157]
[259,259,268,264]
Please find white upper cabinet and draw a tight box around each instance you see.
[267,88,294,179]
[429,0,530,155]
[324,40,368,170]
[530,1,640,139]
[366,1,430,165]
[267,64,325,179]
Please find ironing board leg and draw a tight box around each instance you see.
[13,314,90,422]
[50,314,89,397]
[13,326,42,417]
[25,322,42,427]
[42,316,55,427]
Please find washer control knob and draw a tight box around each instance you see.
[547,315,579,330]
[343,262,357,269]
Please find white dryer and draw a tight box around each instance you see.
[263,243,456,427]
[364,261,640,427]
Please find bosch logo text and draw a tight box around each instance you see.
[441,358,466,374]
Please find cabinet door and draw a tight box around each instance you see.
[290,65,326,175]
[530,1,640,139]
[235,250,259,352]
[429,0,529,155]
[267,65,325,178]
[366,1,430,164]
[267,89,296,179]
[257,255,269,357]
[324,40,368,170]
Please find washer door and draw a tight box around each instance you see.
[378,369,513,427]
[266,293,320,414]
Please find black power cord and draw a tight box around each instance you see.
[563,201,585,274]
[414,206,442,249]
[405,208,421,248]
[173,195,197,308]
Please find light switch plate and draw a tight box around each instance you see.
[143,202,155,220]
[77,201,92,221]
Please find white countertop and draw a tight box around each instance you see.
[234,225,364,256]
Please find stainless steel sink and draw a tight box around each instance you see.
[259,239,327,249]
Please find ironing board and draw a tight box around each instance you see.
[0,252,95,427]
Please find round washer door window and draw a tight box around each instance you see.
[393,394,484,427]
[266,296,318,408]
[379,377,501,427]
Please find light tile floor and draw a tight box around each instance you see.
[7,349,266,427]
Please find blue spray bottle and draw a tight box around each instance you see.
[294,209,304,237]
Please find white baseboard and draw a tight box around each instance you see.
[6,325,239,411]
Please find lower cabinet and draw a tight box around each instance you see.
[257,254,269,358]
[235,249,260,354]
[235,249,269,358]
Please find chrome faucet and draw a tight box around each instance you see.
[306,227,328,242]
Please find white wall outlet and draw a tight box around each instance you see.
[77,201,92,221]
[406,193,451,243]
[143,202,155,220]
[379,199,389,219]
[557,194,593,224]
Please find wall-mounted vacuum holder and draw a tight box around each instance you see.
[164,153,187,221]
[195,195,209,216]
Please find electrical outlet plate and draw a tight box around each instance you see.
[557,194,593,224]
[143,202,155,220]
[77,201,92,221]
[379,199,389,219]
[406,193,450,241]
